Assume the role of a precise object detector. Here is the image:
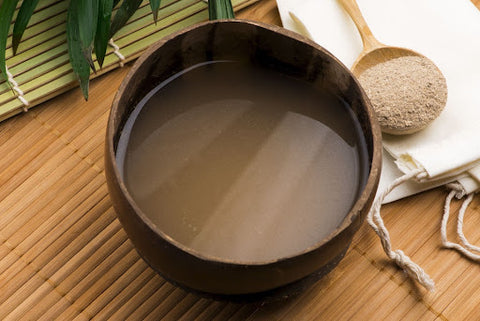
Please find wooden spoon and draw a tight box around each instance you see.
[338,0,425,76]
[338,0,448,135]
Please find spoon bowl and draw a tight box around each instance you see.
[352,46,428,77]
[339,0,447,135]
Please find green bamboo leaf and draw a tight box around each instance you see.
[110,0,143,37]
[208,0,234,20]
[149,0,161,22]
[0,0,19,85]
[12,0,40,55]
[77,0,99,72]
[95,0,114,67]
[67,0,91,100]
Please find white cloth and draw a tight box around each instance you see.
[276,0,480,202]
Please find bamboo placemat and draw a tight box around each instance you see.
[0,0,258,122]
[2,0,480,320]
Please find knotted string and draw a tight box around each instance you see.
[5,65,29,111]
[108,39,126,67]
[368,167,435,291]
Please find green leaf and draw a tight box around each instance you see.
[110,0,143,37]
[0,0,19,85]
[95,0,114,67]
[77,0,99,72]
[113,0,121,8]
[67,0,91,100]
[149,0,161,23]
[12,0,40,55]
[208,0,234,20]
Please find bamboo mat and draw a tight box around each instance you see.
[2,0,480,320]
[0,0,258,122]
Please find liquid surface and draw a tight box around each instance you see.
[117,61,368,262]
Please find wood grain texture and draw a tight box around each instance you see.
[0,1,480,320]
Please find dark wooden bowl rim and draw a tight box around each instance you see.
[107,19,382,267]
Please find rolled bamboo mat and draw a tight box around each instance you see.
[0,0,258,122]
[2,0,480,320]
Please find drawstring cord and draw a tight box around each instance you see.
[369,167,479,292]
[442,184,480,260]
[457,193,477,251]
[368,168,435,291]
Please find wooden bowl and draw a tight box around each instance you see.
[105,20,382,302]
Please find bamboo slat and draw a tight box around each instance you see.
[0,0,259,121]
[1,1,480,320]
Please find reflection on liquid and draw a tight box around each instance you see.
[117,61,367,262]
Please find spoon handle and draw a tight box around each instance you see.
[338,0,382,52]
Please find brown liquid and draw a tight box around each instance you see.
[117,61,368,263]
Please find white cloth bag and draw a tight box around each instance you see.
[275,0,480,290]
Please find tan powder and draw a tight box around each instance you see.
[358,55,448,135]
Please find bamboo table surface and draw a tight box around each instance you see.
[1,1,480,320]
